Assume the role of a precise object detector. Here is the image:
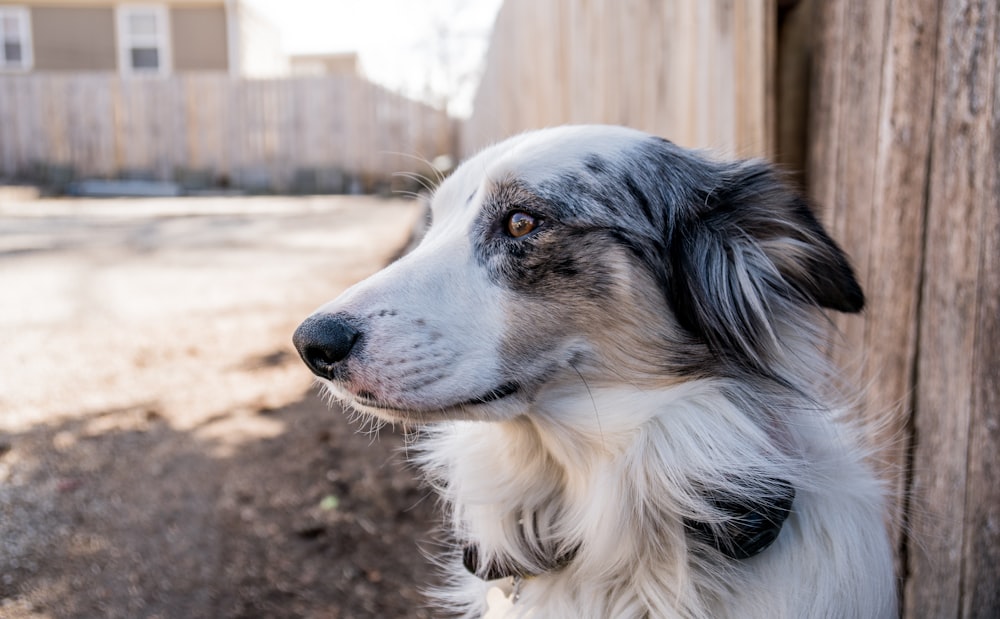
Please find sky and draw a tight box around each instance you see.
[244,0,504,116]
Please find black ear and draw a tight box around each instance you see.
[669,161,863,370]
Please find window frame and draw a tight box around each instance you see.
[0,6,33,72]
[116,3,171,76]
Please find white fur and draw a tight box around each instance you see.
[415,384,895,618]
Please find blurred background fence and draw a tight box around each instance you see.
[462,0,774,159]
[0,73,455,193]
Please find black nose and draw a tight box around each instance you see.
[293,314,361,380]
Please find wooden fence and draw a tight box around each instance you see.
[462,0,773,158]
[0,73,455,192]
[465,0,999,616]
[807,0,999,616]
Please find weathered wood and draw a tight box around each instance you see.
[908,1,999,617]
[963,80,999,615]
[0,73,453,187]
[807,0,940,579]
[810,0,999,616]
[864,0,943,567]
[462,0,774,158]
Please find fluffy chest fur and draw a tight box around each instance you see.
[417,381,893,619]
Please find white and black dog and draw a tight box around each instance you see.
[293,125,896,618]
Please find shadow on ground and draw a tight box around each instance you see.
[0,388,440,619]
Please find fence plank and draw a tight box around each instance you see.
[865,0,942,554]
[908,1,999,617]
[963,74,1000,614]
[0,76,14,174]
[809,0,942,574]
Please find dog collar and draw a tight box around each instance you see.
[684,477,795,560]
[464,478,794,581]
[462,542,578,581]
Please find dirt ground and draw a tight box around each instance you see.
[0,194,442,618]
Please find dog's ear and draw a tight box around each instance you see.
[668,161,863,371]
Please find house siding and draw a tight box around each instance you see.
[170,5,227,71]
[21,3,231,73]
[31,6,116,71]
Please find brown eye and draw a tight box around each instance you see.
[506,211,538,238]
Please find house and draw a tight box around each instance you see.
[0,0,287,77]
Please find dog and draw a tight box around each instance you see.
[293,125,897,618]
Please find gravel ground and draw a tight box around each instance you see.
[0,194,440,618]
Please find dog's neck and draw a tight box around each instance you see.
[418,379,800,588]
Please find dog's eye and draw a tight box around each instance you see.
[506,212,538,238]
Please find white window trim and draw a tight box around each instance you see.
[0,6,33,72]
[116,4,171,76]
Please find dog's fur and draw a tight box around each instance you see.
[293,125,897,618]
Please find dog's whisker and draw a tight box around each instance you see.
[392,170,437,194]
[382,150,446,185]
[569,360,605,452]
[392,189,424,201]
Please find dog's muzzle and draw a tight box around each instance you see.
[293,313,361,380]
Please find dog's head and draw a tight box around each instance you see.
[293,125,863,424]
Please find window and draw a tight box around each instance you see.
[0,7,32,71]
[117,4,170,75]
